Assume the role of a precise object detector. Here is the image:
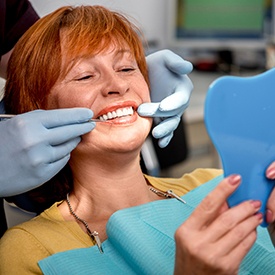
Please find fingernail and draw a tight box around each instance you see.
[255,213,263,223]
[250,200,261,210]
[228,174,241,185]
[266,168,275,179]
[266,209,274,224]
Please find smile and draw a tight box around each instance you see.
[98,107,134,121]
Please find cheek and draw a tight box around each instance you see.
[142,89,151,102]
[46,94,60,109]
[46,89,91,109]
[136,78,151,102]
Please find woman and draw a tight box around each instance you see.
[0,5,275,275]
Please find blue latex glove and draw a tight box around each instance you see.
[138,49,193,148]
[0,108,95,196]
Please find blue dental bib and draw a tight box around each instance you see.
[38,176,275,275]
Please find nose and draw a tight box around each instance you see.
[101,70,129,97]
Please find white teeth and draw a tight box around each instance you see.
[98,107,134,121]
[117,109,123,117]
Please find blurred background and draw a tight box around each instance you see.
[1,0,274,177]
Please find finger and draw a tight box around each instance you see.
[158,133,173,148]
[41,137,84,180]
[43,154,71,180]
[264,161,275,223]
[266,161,275,179]
[195,216,260,274]
[266,189,275,223]
[138,76,193,117]
[264,162,275,223]
[137,102,160,117]
[217,216,260,265]
[152,116,180,138]
[207,200,261,242]
[47,121,95,146]
[159,90,190,113]
[138,102,184,118]
[49,137,81,163]
[30,108,93,128]
[26,136,81,166]
[163,50,193,75]
[186,175,242,229]
[267,187,275,210]
[227,231,258,267]
[159,81,193,112]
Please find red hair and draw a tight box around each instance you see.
[4,5,148,114]
[4,6,149,211]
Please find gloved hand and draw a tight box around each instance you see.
[138,49,193,148]
[0,108,95,196]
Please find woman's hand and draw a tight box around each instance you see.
[174,175,263,275]
[265,161,275,246]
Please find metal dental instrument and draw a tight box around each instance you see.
[0,114,15,119]
[0,114,102,122]
[88,118,103,122]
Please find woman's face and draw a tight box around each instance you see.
[47,43,152,155]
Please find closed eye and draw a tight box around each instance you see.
[76,75,94,81]
[121,67,135,72]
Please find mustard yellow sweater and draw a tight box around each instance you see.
[0,168,222,275]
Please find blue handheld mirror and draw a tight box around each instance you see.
[204,68,275,227]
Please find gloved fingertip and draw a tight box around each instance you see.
[137,105,149,116]
[158,91,190,113]
[90,121,96,129]
[137,102,160,116]
[152,126,170,139]
[185,60,193,73]
[81,108,94,121]
[158,134,173,148]
[81,122,96,135]
[174,60,193,75]
[71,108,94,123]
[71,136,82,147]
[166,52,193,74]
[152,117,180,138]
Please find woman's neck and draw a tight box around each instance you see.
[61,152,157,222]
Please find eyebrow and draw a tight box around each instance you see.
[114,48,132,57]
[112,49,135,63]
